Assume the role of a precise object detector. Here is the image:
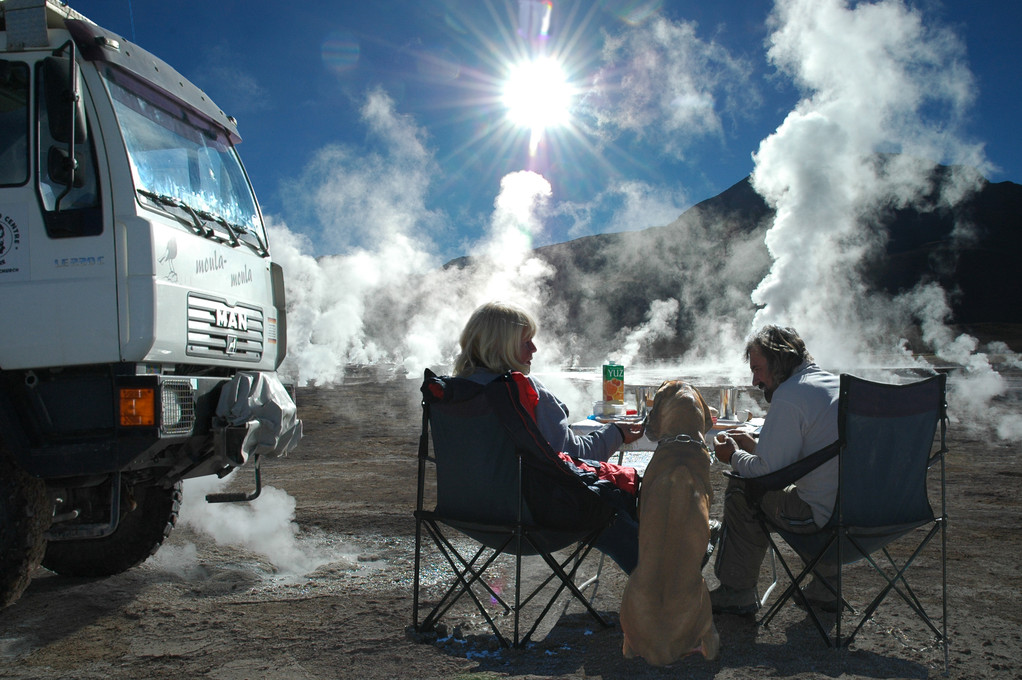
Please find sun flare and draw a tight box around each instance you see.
[502,57,573,153]
[434,2,611,181]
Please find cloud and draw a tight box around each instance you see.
[191,45,272,115]
[278,88,444,255]
[582,15,757,157]
[557,179,690,240]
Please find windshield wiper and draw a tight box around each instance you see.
[197,208,269,257]
[139,190,268,254]
[139,190,216,238]
[194,208,241,247]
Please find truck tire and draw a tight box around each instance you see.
[0,454,51,608]
[42,481,182,578]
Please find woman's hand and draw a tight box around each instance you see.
[615,422,646,445]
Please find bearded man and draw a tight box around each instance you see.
[710,325,841,615]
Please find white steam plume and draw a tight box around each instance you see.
[556,180,690,241]
[157,476,353,577]
[751,0,1018,434]
[616,298,680,367]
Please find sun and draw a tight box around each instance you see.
[502,57,572,130]
[502,56,573,154]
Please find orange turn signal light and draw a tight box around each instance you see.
[120,387,156,427]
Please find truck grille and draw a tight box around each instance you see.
[186,294,264,362]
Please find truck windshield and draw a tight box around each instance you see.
[101,68,266,249]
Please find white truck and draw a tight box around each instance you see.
[0,0,301,607]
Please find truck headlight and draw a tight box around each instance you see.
[160,380,196,436]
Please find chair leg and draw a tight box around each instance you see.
[940,515,949,675]
[758,530,840,648]
[760,546,780,606]
[415,519,613,649]
[843,525,945,647]
[516,528,611,646]
[413,516,423,629]
[758,531,808,626]
[513,530,523,647]
[560,548,605,621]
[417,520,516,647]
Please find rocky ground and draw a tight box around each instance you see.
[0,371,1019,679]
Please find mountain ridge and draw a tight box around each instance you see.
[444,168,1022,360]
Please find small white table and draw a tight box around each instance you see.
[569,416,764,475]
[570,416,763,450]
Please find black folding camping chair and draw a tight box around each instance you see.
[735,373,949,671]
[412,369,622,648]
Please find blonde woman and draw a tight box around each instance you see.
[455,301,645,460]
[454,301,643,573]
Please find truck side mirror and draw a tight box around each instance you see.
[42,56,87,144]
[48,146,85,187]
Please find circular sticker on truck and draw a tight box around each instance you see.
[0,209,25,278]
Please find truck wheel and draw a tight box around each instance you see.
[42,481,182,578]
[0,455,51,608]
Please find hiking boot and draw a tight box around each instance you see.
[710,584,760,616]
[701,520,722,569]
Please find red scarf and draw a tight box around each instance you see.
[511,373,638,496]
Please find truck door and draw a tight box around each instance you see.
[0,50,119,370]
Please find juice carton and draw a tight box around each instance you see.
[602,362,625,403]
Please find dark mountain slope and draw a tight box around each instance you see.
[445,169,1022,359]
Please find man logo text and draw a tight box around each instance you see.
[215,309,248,332]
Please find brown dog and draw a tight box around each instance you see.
[620,380,720,664]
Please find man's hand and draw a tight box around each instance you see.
[713,429,756,465]
[713,433,737,464]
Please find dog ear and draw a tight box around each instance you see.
[695,386,713,433]
[646,388,663,440]
[683,381,713,434]
[646,380,674,440]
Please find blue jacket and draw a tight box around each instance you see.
[463,369,624,462]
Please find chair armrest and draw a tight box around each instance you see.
[727,440,840,509]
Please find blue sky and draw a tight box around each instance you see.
[68,0,1020,261]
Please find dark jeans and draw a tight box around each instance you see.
[593,511,639,574]
[714,477,832,591]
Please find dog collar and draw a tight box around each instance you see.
[657,434,709,450]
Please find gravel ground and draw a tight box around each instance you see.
[0,373,1019,679]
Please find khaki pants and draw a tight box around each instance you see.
[714,477,834,591]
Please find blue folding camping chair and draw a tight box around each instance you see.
[412,369,623,648]
[735,372,949,671]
